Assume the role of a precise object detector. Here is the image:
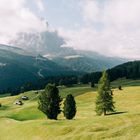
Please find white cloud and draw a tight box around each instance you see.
[58,0,140,59]
[59,26,140,59]
[35,0,45,12]
[104,0,140,28]
[0,0,46,44]
[82,0,102,24]
[82,0,140,28]
[0,0,139,59]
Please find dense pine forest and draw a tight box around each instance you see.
[80,61,140,84]
[108,61,140,81]
[0,61,139,95]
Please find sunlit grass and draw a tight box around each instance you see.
[0,85,140,140]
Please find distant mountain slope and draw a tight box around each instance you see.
[0,44,76,92]
[52,54,125,72]
[10,31,126,72]
[0,44,31,56]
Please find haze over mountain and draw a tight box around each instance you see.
[9,31,75,57]
[9,30,126,72]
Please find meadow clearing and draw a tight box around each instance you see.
[0,83,140,140]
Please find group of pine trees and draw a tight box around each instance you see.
[38,84,76,120]
[38,70,115,119]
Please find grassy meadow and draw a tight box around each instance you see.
[0,84,140,140]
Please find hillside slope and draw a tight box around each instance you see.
[108,60,140,81]
[80,61,140,84]
[0,86,140,140]
[0,44,75,92]
[53,54,125,72]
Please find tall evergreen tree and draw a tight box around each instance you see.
[95,71,115,115]
[63,94,76,119]
[38,84,62,120]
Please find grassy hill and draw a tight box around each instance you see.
[0,84,140,140]
[111,78,140,88]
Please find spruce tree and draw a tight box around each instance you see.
[63,94,76,119]
[95,71,115,115]
[38,84,62,120]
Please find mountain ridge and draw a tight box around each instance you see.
[0,44,77,92]
[9,31,126,72]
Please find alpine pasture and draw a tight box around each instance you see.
[0,84,140,140]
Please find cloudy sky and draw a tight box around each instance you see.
[0,0,140,59]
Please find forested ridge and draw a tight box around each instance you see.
[80,61,140,84]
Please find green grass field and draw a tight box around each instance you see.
[0,84,140,140]
[111,78,140,87]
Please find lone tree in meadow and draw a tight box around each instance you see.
[38,84,62,120]
[95,71,115,115]
[63,94,76,119]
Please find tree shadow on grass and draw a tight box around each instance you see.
[0,105,10,110]
[106,111,128,116]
